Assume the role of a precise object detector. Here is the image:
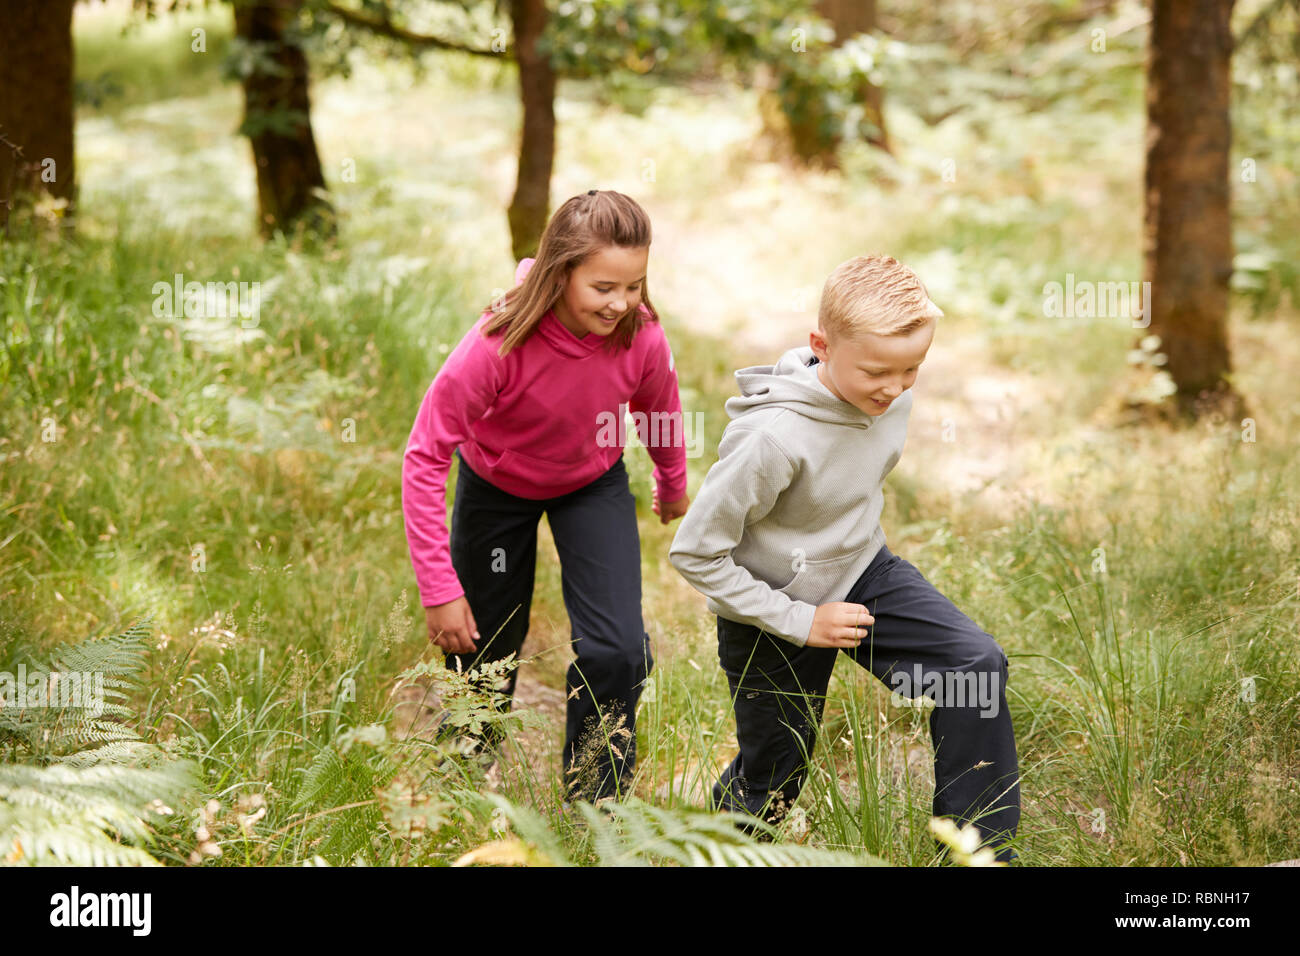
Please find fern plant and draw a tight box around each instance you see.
[0,616,197,866]
[458,794,891,867]
[288,726,397,863]
[1,619,150,761]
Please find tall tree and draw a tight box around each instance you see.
[1143,0,1242,420]
[506,0,556,261]
[758,0,890,169]
[233,0,335,238]
[0,0,77,234]
[815,0,888,153]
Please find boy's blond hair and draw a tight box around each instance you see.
[818,255,943,341]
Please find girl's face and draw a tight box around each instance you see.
[552,245,649,339]
[809,321,935,416]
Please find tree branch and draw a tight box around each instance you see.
[322,3,502,58]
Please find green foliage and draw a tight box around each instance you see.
[473,793,889,867]
[279,653,527,864]
[222,35,295,85]
[159,641,533,865]
[1233,1,1300,315]
[0,619,199,866]
[290,727,393,861]
[397,653,519,740]
[1,620,150,761]
[75,2,233,114]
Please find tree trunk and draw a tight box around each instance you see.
[762,0,888,169]
[816,0,889,153]
[1143,0,1242,420]
[507,0,555,260]
[233,0,334,239]
[0,0,77,234]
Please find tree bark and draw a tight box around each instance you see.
[0,0,77,234]
[507,0,555,260]
[816,0,889,153]
[233,0,334,238]
[762,0,889,169]
[1143,0,1242,420]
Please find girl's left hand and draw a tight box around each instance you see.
[652,488,690,525]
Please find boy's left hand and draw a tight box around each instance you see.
[652,488,690,524]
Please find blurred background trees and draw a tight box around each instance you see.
[1,0,1297,420]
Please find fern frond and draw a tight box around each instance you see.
[46,619,151,681]
[2,617,154,758]
[0,755,196,866]
[478,794,573,867]
[0,814,163,866]
[581,799,886,867]
[58,739,175,769]
[290,733,395,863]
[1,616,199,866]
[476,796,888,867]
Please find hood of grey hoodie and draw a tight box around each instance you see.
[728,345,885,426]
[668,344,912,646]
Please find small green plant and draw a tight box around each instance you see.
[457,793,889,867]
[0,617,198,865]
[159,641,539,866]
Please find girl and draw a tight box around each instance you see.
[401,190,691,803]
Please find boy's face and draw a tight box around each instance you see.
[553,245,648,339]
[809,319,935,416]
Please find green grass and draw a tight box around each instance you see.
[75,2,235,115]
[2,4,1299,867]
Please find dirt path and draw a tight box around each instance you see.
[390,662,567,790]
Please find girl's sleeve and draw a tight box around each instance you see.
[628,320,689,504]
[401,325,504,608]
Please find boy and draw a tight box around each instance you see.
[668,255,1020,863]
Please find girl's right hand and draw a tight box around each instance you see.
[425,597,480,655]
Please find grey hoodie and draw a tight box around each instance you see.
[668,345,911,646]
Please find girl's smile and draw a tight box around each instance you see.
[554,245,649,339]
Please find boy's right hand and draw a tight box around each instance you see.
[806,602,875,648]
[425,597,480,654]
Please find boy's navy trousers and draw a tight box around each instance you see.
[443,448,651,802]
[712,544,1021,862]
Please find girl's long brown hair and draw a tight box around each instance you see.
[481,190,658,357]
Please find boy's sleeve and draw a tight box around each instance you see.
[628,319,688,504]
[668,426,818,646]
[400,326,503,608]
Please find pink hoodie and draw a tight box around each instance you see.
[401,258,689,608]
